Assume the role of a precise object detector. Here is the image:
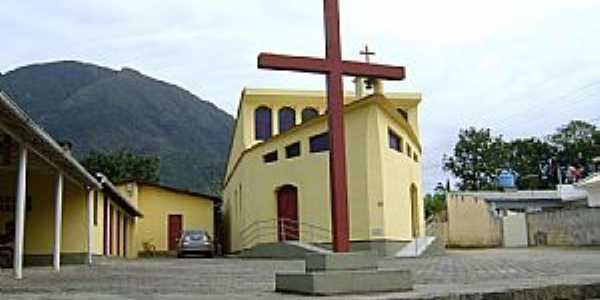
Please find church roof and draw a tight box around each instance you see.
[242,88,422,107]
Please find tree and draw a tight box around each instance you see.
[507,138,557,189]
[549,120,599,168]
[443,120,600,191]
[424,183,447,219]
[443,127,506,191]
[81,149,160,183]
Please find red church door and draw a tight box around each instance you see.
[168,215,183,251]
[277,185,299,241]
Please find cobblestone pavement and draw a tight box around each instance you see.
[1,248,600,299]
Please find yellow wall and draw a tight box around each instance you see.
[0,172,138,259]
[224,91,424,253]
[379,105,425,240]
[130,184,215,253]
[447,194,501,247]
[0,172,89,255]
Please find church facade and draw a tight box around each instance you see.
[223,83,424,254]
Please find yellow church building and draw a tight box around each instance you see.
[223,80,424,256]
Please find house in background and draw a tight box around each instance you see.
[578,174,600,207]
[116,181,219,255]
[0,92,142,279]
[445,184,600,248]
[223,80,426,257]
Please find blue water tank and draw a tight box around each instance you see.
[498,170,516,188]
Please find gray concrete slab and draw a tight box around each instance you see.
[304,252,377,272]
[276,269,413,296]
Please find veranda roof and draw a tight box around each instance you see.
[0,91,101,189]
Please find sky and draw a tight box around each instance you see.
[2,0,600,191]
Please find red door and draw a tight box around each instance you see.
[109,205,114,255]
[116,211,121,256]
[168,215,183,251]
[123,216,128,257]
[277,185,299,241]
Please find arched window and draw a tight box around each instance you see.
[301,107,319,123]
[255,106,272,141]
[278,107,296,133]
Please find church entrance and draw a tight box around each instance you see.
[410,184,419,238]
[276,185,299,241]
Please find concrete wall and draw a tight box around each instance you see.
[224,91,424,253]
[426,222,448,247]
[132,184,214,253]
[527,207,600,246]
[580,181,600,207]
[502,213,528,248]
[447,194,502,248]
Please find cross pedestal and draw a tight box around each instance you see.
[276,252,413,296]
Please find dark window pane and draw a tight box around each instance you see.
[310,132,330,153]
[407,144,413,157]
[263,151,278,163]
[279,107,296,133]
[413,153,419,162]
[397,109,408,121]
[285,142,301,158]
[255,106,272,140]
[302,107,319,123]
[388,129,403,152]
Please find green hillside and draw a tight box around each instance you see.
[0,61,234,195]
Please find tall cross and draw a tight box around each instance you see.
[360,45,376,63]
[258,0,406,253]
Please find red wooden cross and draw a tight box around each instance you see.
[258,0,406,253]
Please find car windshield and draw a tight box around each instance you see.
[184,232,208,241]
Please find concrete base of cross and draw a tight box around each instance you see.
[275,252,413,296]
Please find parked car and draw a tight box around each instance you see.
[177,230,213,258]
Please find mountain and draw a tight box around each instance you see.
[0,61,234,194]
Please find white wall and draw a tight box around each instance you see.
[502,213,528,248]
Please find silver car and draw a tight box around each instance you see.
[177,230,213,258]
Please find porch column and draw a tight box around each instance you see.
[13,145,27,279]
[87,189,93,265]
[53,172,64,272]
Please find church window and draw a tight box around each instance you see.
[388,129,403,152]
[407,144,413,158]
[263,151,278,163]
[279,107,296,133]
[255,106,273,141]
[310,132,329,153]
[413,153,419,163]
[301,107,319,123]
[285,142,301,159]
[397,108,408,121]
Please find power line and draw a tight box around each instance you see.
[422,83,600,155]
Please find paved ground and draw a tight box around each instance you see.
[1,248,600,299]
